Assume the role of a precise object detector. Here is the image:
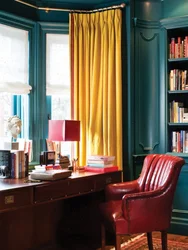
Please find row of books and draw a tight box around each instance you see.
[172,130,188,153]
[85,155,118,173]
[11,150,29,178]
[46,139,64,161]
[17,138,33,162]
[169,36,188,59]
[0,150,28,179]
[169,69,188,91]
[169,101,188,123]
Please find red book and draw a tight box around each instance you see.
[171,38,175,58]
[177,37,181,58]
[84,166,118,173]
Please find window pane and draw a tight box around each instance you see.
[51,96,70,120]
[46,34,70,95]
[46,33,70,119]
[0,23,30,140]
[0,23,29,87]
[46,33,71,157]
[0,93,12,137]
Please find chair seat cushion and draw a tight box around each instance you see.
[100,200,129,235]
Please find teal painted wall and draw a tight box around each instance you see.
[162,0,188,19]
[1,0,37,20]
[2,0,128,22]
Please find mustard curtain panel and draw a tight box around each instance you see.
[70,9,122,169]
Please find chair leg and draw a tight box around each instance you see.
[147,232,153,250]
[101,224,106,250]
[161,230,167,250]
[115,235,121,250]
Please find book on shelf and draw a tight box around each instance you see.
[84,166,118,173]
[169,101,187,123]
[171,130,188,153]
[169,36,188,59]
[169,69,188,91]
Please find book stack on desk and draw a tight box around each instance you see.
[30,168,72,181]
[84,155,118,173]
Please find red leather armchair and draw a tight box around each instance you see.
[99,154,185,250]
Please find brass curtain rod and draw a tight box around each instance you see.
[15,0,125,13]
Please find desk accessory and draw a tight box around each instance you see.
[40,151,55,165]
[48,120,80,167]
[30,169,72,181]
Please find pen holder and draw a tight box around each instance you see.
[72,158,78,172]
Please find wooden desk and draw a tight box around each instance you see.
[0,170,121,250]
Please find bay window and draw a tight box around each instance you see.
[0,22,31,139]
[0,13,70,162]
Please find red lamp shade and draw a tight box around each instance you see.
[48,120,80,141]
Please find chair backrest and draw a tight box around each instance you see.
[138,154,185,193]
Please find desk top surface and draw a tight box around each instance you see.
[0,170,121,191]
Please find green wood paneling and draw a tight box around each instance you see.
[135,0,162,21]
[166,153,188,235]
[134,19,161,154]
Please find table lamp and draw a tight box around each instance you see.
[48,120,80,168]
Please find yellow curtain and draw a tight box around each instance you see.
[69,9,122,169]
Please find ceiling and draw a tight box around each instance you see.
[17,0,122,10]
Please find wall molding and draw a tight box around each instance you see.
[133,17,160,29]
[160,15,188,29]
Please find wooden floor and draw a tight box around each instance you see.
[40,232,188,250]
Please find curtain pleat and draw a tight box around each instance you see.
[70,9,122,169]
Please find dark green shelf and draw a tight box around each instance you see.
[168,57,188,62]
[168,90,188,94]
[168,123,188,126]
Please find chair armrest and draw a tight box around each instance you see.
[105,180,140,201]
[121,188,172,228]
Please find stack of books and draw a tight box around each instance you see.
[85,155,118,173]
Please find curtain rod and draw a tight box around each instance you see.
[15,0,125,13]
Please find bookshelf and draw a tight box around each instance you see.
[166,27,188,154]
[160,18,188,236]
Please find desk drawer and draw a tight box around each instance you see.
[0,187,33,211]
[34,179,69,203]
[95,171,122,191]
[68,178,94,195]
